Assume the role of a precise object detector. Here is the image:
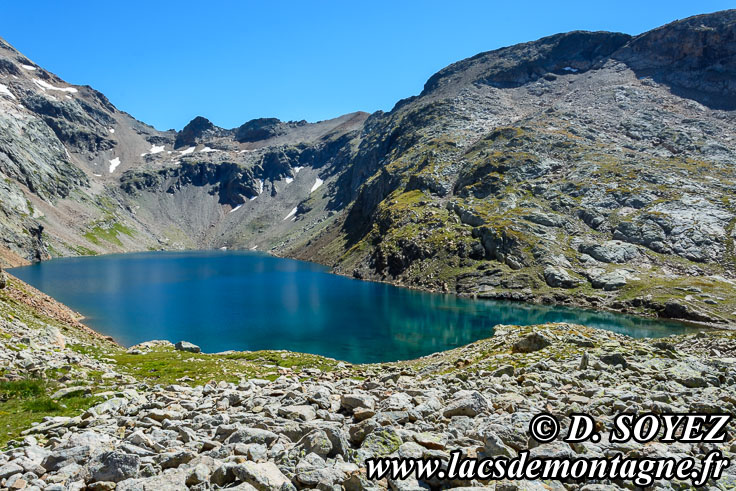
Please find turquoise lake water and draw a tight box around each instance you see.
[9,251,698,363]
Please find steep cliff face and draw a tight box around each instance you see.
[0,10,735,323]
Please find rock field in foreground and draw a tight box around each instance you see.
[1,273,735,490]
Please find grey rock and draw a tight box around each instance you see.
[543,266,582,289]
[42,446,91,472]
[443,391,488,417]
[579,241,639,263]
[482,429,515,457]
[277,404,316,421]
[88,452,140,483]
[174,341,201,353]
[158,450,195,469]
[186,463,211,486]
[341,393,375,412]
[512,332,552,353]
[226,428,279,446]
[231,461,291,490]
[589,270,628,290]
[0,462,23,480]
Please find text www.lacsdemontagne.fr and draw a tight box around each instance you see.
[366,449,729,487]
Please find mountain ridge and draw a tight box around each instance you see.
[0,10,735,325]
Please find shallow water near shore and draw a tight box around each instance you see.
[10,250,699,363]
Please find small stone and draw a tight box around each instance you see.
[0,462,23,480]
[186,463,211,486]
[232,461,291,490]
[277,404,316,421]
[599,353,627,368]
[414,432,446,450]
[50,386,88,400]
[491,365,515,377]
[443,391,489,418]
[353,407,375,421]
[579,352,589,370]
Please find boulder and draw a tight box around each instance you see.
[226,428,279,446]
[0,462,23,480]
[579,241,639,263]
[543,266,582,288]
[277,404,316,421]
[590,270,628,290]
[512,332,551,353]
[340,393,375,412]
[232,461,291,490]
[443,391,488,417]
[88,452,140,483]
[174,341,201,353]
[50,386,87,400]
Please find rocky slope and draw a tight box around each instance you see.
[293,10,736,326]
[1,11,735,322]
[1,273,735,490]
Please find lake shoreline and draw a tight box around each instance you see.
[10,246,729,355]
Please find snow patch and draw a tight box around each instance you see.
[563,66,578,73]
[249,245,257,250]
[310,178,324,193]
[179,147,195,155]
[283,207,298,221]
[230,204,243,213]
[0,84,16,100]
[200,146,217,153]
[109,128,115,134]
[93,173,102,177]
[108,157,121,173]
[33,78,78,93]
[257,179,264,194]
[21,64,36,71]
[150,144,165,154]
[285,177,294,184]
[293,166,303,174]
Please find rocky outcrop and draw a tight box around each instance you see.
[613,10,736,109]
[174,116,219,149]
[234,118,284,143]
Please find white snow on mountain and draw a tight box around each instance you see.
[310,178,324,193]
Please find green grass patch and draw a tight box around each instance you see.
[84,222,135,247]
[0,378,102,448]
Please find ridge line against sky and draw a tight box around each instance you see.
[2,1,732,131]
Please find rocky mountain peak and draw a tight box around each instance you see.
[174,116,218,148]
[421,30,632,95]
[234,117,283,143]
[613,9,736,109]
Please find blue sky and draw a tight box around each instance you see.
[3,1,731,130]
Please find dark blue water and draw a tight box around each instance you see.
[10,251,697,363]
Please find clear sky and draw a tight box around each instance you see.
[3,1,731,130]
